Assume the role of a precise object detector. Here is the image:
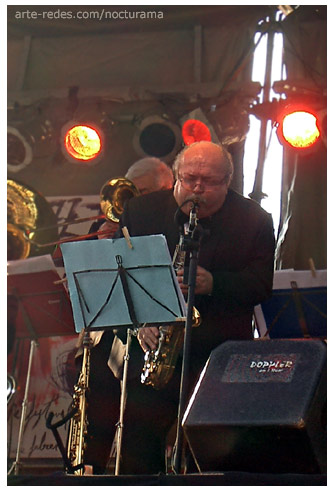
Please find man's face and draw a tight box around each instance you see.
[173,143,229,218]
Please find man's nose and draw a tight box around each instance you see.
[193,180,204,191]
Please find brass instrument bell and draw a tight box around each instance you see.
[7,177,139,258]
[7,179,58,260]
[100,177,139,222]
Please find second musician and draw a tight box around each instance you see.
[74,157,174,474]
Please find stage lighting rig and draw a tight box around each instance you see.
[7,118,53,173]
[133,114,182,163]
[249,97,326,154]
[60,121,104,165]
[275,105,321,150]
[180,107,221,147]
[181,119,212,145]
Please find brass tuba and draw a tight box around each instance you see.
[7,179,59,260]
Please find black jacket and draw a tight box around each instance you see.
[118,188,275,374]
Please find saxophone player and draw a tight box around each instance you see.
[115,141,275,474]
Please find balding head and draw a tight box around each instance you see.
[126,157,174,194]
[173,141,233,185]
[173,141,234,218]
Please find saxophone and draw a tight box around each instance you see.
[141,243,201,389]
[66,331,91,475]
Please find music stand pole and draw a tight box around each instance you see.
[8,338,38,476]
[114,254,139,476]
[114,327,134,476]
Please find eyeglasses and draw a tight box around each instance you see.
[178,174,227,191]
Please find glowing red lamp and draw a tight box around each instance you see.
[276,108,321,150]
[62,123,103,163]
[182,119,211,146]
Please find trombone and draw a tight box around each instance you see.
[7,177,139,260]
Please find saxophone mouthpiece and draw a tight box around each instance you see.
[175,196,207,229]
[188,195,206,207]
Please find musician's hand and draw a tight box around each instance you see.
[97,221,119,239]
[137,326,160,352]
[176,265,213,296]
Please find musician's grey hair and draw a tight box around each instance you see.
[126,157,174,188]
[172,141,234,185]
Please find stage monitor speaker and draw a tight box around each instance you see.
[183,339,326,474]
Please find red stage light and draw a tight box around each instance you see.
[276,108,321,150]
[182,119,211,146]
[63,124,102,162]
[282,111,320,148]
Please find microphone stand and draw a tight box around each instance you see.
[173,201,203,474]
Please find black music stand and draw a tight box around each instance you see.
[7,265,75,476]
[60,235,186,475]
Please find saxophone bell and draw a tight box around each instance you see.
[141,225,202,389]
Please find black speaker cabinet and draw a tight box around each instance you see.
[183,339,326,474]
